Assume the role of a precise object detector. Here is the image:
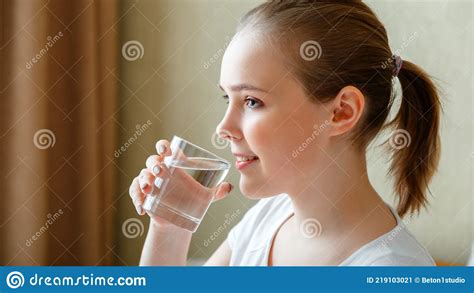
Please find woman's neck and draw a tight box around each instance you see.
[287,148,389,240]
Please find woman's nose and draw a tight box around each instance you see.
[215,123,234,142]
[215,114,241,142]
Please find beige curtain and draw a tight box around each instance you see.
[0,0,119,265]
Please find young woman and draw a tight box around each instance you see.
[129,0,441,266]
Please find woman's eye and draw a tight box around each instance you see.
[245,97,262,109]
[221,95,262,109]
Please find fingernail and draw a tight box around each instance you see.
[228,183,234,193]
[158,145,166,154]
[136,205,143,215]
[152,165,161,176]
[155,177,163,188]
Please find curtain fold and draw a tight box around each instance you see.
[1,0,119,265]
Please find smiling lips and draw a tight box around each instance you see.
[235,156,259,170]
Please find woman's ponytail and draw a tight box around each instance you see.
[386,60,442,217]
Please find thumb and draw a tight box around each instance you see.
[213,182,233,201]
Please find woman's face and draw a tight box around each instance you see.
[216,32,334,199]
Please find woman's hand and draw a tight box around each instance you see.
[129,139,233,229]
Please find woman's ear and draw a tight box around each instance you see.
[328,86,365,137]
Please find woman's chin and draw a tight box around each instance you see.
[239,178,280,199]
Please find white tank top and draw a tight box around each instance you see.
[227,193,435,266]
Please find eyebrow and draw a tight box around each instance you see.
[218,83,268,93]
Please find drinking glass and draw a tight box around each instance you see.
[142,135,230,232]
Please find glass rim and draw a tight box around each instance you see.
[171,135,231,167]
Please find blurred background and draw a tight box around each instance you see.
[0,0,472,266]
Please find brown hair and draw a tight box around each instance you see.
[237,0,441,217]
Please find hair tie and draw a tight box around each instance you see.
[392,55,403,77]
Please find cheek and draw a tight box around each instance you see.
[288,111,332,177]
[244,113,292,162]
[264,105,331,175]
[239,105,331,196]
[238,114,291,196]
